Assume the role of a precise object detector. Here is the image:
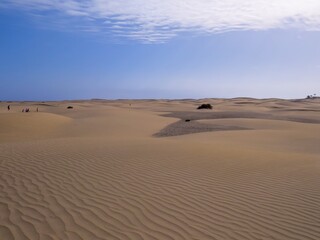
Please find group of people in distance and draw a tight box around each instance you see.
[7,105,38,112]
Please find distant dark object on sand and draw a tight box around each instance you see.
[67,106,74,109]
[197,104,212,110]
[306,94,317,99]
[185,119,191,122]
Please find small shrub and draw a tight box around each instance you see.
[197,104,212,109]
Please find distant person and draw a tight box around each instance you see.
[7,105,10,111]
[36,107,39,112]
[22,109,24,112]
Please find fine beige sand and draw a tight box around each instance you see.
[1,98,320,240]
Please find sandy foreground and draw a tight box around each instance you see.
[0,98,320,240]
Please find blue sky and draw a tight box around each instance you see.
[1,1,320,100]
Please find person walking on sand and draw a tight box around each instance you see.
[7,105,10,111]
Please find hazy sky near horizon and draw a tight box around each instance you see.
[1,0,320,100]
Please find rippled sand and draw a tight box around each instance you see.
[1,98,320,240]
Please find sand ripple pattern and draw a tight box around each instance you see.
[1,138,320,240]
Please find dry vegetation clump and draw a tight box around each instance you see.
[197,104,212,109]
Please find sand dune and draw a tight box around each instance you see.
[0,113,72,142]
[1,99,320,239]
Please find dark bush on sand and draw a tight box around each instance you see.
[67,106,73,109]
[197,104,212,110]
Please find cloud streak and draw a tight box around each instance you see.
[2,0,320,42]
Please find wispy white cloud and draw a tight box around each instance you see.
[1,0,320,42]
